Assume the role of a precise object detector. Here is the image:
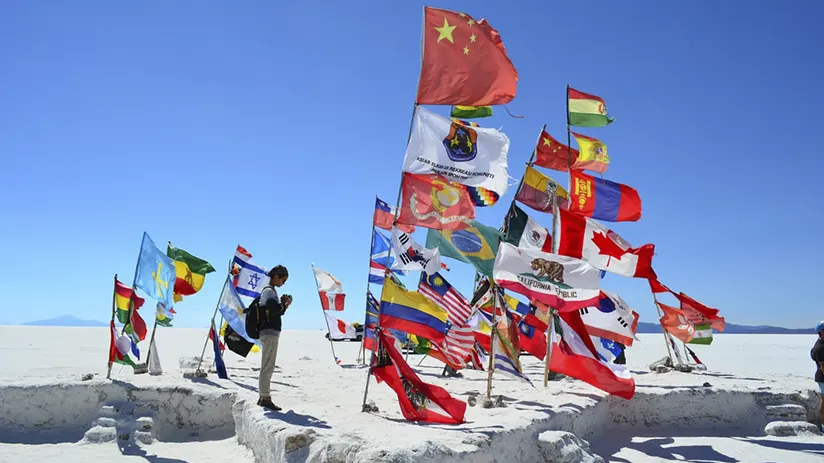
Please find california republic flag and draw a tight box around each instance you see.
[402,106,510,198]
[312,265,345,311]
[555,208,655,279]
[492,242,601,312]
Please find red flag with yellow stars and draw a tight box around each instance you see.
[416,7,518,106]
[534,129,578,172]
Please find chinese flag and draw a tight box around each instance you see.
[416,7,518,106]
[397,173,475,231]
[534,130,578,172]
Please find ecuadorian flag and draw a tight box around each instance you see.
[380,278,448,344]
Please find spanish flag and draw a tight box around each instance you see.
[167,244,215,303]
[379,278,448,345]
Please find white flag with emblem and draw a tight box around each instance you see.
[402,106,510,197]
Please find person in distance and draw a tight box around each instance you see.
[810,320,824,431]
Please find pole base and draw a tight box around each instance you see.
[133,363,149,375]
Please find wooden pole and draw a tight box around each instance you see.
[107,274,118,379]
[361,5,425,412]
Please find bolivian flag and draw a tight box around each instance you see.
[167,244,215,303]
[568,87,614,127]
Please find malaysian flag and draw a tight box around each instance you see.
[418,272,474,368]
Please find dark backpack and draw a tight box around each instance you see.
[244,295,263,340]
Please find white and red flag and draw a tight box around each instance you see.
[324,313,356,340]
[555,208,655,279]
[312,265,345,311]
[549,310,635,399]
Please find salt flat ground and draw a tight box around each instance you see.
[0,326,822,462]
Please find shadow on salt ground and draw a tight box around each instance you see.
[512,400,556,416]
[415,370,487,382]
[563,391,604,402]
[263,410,332,429]
[697,372,766,382]
[339,364,368,370]
[187,377,227,390]
[603,437,739,463]
[117,434,187,463]
[735,437,824,455]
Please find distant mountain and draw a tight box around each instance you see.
[636,321,811,335]
[22,315,108,327]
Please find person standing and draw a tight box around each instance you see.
[811,321,824,430]
[257,265,292,411]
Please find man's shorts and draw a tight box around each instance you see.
[818,382,824,394]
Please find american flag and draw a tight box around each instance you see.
[418,272,474,368]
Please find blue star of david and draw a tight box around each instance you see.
[605,341,615,349]
[248,272,261,289]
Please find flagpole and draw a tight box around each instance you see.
[652,297,676,365]
[196,274,228,374]
[107,274,118,380]
[361,4,426,413]
[313,263,341,365]
[486,283,499,400]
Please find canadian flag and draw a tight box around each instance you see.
[549,310,635,399]
[555,208,655,279]
[313,265,345,311]
[325,313,356,340]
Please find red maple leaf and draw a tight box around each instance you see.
[591,231,627,266]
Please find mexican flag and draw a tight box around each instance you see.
[568,87,614,127]
[501,202,552,253]
[167,244,216,303]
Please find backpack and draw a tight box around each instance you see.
[244,296,263,340]
[244,286,273,340]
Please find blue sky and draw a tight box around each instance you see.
[1,1,822,331]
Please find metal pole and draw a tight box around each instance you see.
[486,283,499,399]
[196,275,228,374]
[362,5,426,412]
[107,274,118,379]
[313,263,340,364]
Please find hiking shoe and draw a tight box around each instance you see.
[258,398,281,412]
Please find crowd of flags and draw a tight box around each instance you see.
[103,5,724,428]
[340,5,726,425]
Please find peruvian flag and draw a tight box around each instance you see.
[313,265,345,311]
[324,313,355,340]
[555,208,655,279]
[319,291,345,311]
[549,310,635,399]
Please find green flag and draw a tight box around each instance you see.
[425,220,501,277]
[450,105,493,119]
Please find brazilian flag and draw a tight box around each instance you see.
[425,220,501,277]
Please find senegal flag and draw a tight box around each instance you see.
[568,87,614,127]
[167,244,215,303]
